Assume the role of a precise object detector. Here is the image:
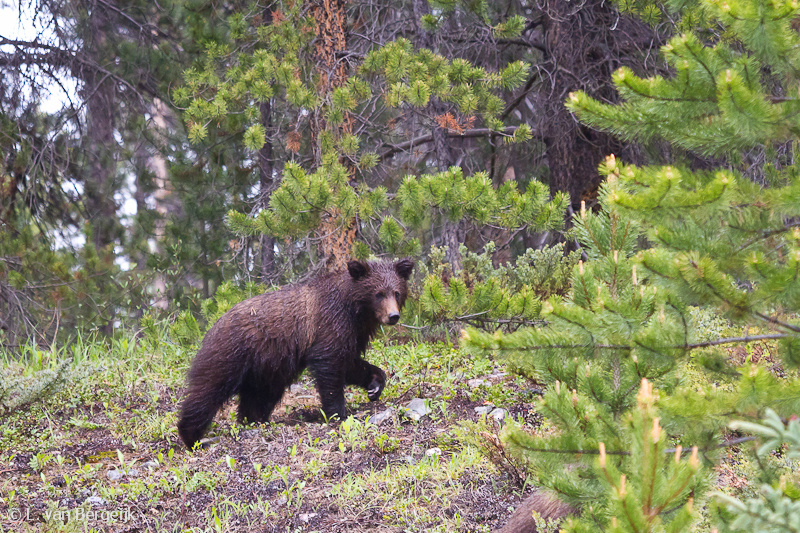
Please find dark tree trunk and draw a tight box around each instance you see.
[258,98,276,283]
[413,0,464,271]
[82,2,119,335]
[83,4,118,255]
[537,0,653,209]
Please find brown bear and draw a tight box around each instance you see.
[177,258,414,448]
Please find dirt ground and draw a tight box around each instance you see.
[0,346,535,533]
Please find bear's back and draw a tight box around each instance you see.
[202,282,323,361]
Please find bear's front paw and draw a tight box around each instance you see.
[367,369,386,401]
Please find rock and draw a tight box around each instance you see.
[425,447,442,457]
[106,469,124,482]
[199,436,220,448]
[276,495,288,506]
[403,398,432,421]
[402,455,416,464]
[126,468,139,478]
[467,378,486,388]
[474,405,494,416]
[526,386,545,397]
[86,495,105,506]
[290,384,303,394]
[489,408,507,421]
[371,408,394,425]
[142,461,159,470]
[299,512,318,523]
[241,429,261,439]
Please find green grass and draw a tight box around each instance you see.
[0,328,533,532]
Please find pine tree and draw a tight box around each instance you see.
[184,1,567,286]
[467,0,800,529]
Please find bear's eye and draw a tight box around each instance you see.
[376,292,385,300]
[394,291,400,300]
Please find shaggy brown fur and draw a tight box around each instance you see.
[497,490,576,533]
[177,259,414,448]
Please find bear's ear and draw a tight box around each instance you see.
[394,258,415,280]
[347,260,370,281]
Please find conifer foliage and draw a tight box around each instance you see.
[209,19,557,268]
[186,1,570,325]
[468,0,800,529]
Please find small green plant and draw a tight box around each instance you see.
[281,479,306,509]
[338,415,373,452]
[29,452,52,472]
[715,409,800,532]
[415,242,577,331]
[1,359,96,416]
[375,433,399,454]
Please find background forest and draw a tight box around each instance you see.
[3,0,800,532]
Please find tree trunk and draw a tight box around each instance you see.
[82,3,118,334]
[413,0,463,271]
[83,4,118,255]
[537,0,648,209]
[147,98,173,310]
[257,6,277,283]
[310,0,358,272]
[258,98,277,283]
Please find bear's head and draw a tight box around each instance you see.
[347,258,415,325]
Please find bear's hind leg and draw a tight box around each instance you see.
[237,382,284,425]
[178,384,232,448]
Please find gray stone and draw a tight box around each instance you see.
[241,429,261,439]
[126,468,140,478]
[142,461,159,470]
[403,398,432,421]
[489,408,507,421]
[86,495,105,506]
[290,384,303,394]
[474,405,494,416]
[299,512,318,523]
[467,378,486,388]
[371,408,394,425]
[106,469,124,482]
[199,436,220,448]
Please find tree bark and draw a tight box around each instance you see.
[310,0,358,272]
[148,98,173,310]
[535,1,656,209]
[83,4,118,255]
[258,97,277,283]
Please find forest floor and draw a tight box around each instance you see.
[0,337,543,533]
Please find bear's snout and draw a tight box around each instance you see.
[377,296,401,325]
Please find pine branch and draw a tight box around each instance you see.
[753,312,800,333]
[487,333,789,351]
[517,436,757,457]
[379,126,519,161]
[684,333,788,348]
[736,220,800,251]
